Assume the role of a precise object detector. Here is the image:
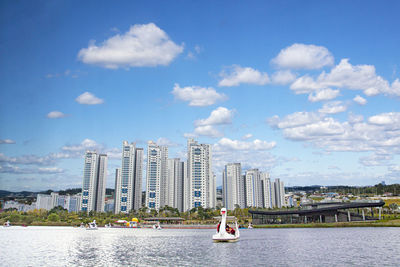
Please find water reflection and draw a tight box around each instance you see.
[1,227,399,266]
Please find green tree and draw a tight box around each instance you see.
[48,213,60,222]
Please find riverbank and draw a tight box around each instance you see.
[254,219,400,228]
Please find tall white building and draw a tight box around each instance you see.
[223,163,245,210]
[187,139,215,209]
[114,168,121,213]
[260,172,273,209]
[36,194,53,210]
[114,141,143,214]
[273,178,286,208]
[146,141,168,210]
[165,159,186,212]
[81,151,108,213]
[245,169,263,208]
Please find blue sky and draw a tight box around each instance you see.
[1,1,399,191]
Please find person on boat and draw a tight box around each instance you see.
[225,224,235,235]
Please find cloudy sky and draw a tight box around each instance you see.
[1,1,399,191]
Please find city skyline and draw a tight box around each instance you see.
[1,1,400,192]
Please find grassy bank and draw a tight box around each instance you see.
[254,219,400,228]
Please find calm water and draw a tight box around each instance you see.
[1,226,399,266]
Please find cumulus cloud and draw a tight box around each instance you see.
[47,111,67,119]
[194,107,234,126]
[353,95,367,105]
[78,23,183,69]
[271,43,334,70]
[241,133,253,140]
[193,125,223,138]
[75,92,104,105]
[308,88,340,102]
[318,101,347,114]
[61,138,102,152]
[185,107,235,138]
[172,84,227,106]
[290,59,400,97]
[271,70,297,85]
[368,112,400,129]
[268,112,324,129]
[214,137,276,151]
[268,111,400,162]
[218,65,270,87]
[0,139,16,144]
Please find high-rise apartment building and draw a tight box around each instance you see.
[222,163,245,210]
[146,141,168,210]
[260,172,273,209]
[187,139,215,209]
[273,178,285,208]
[81,151,108,212]
[165,158,186,212]
[245,169,263,208]
[114,141,143,213]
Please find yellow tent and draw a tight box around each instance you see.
[131,218,139,222]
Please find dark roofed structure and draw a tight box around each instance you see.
[249,201,385,224]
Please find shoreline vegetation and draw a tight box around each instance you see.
[2,206,399,228]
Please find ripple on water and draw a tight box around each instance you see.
[1,227,399,266]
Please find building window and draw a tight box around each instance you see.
[194,191,201,197]
[121,197,127,202]
[121,206,127,211]
[149,202,155,208]
[149,192,156,198]
[195,202,202,207]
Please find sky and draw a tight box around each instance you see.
[0,1,399,191]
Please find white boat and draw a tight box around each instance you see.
[86,220,98,230]
[153,222,162,230]
[212,208,240,242]
[3,220,11,227]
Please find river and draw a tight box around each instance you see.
[1,226,399,266]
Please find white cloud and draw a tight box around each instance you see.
[185,107,235,138]
[271,70,297,85]
[0,165,64,174]
[195,107,234,126]
[308,88,340,102]
[268,112,324,129]
[156,137,180,147]
[268,110,400,165]
[218,65,269,87]
[0,139,16,144]
[193,125,223,138]
[214,137,276,151]
[271,43,334,69]
[75,92,104,105]
[241,133,253,140]
[368,112,400,129]
[353,95,367,105]
[318,101,347,114]
[61,138,102,152]
[78,23,183,69]
[47,111,67,119]
[172,84,227,106]
[290,59,400,97]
